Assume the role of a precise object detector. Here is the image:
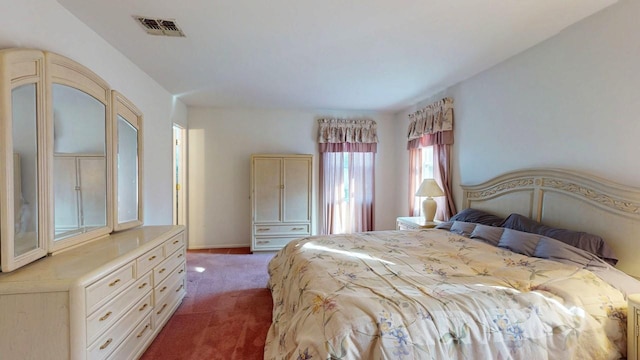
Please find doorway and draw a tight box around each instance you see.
[173,125,186,225]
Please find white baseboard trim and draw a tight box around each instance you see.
[188,244,250,250]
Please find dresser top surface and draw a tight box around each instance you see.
[0,225,184,293]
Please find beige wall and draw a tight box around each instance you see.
[395,0,640,214]
[0,0,187,225]
[187,107,398,248]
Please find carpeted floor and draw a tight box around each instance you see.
[140,248,275,360]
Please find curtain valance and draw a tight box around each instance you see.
[407,97,454,149]
[318,118,378,153]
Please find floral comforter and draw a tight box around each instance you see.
[265,229,628,360]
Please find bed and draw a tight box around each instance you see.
[264,168,640,359]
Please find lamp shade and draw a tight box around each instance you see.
[415,179,444,198]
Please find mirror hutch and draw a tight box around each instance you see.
[0,49,185,360]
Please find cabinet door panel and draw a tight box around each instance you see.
[283,158,311,222]
[253,158,282,222]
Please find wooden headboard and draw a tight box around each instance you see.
[461,168,640,277]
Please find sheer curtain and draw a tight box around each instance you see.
[318,118,377,234]
[407,98,457,220]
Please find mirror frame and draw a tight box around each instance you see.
[112,91,144,231]
[46,52,113,253]
[0,49,48,271]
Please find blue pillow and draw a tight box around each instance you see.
[470,224,505,246]
[497,228,543,257]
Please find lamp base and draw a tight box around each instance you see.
[422,197,437,223]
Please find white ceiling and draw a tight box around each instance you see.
[57,0,616,112]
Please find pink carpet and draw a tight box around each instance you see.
[141,248,275,360]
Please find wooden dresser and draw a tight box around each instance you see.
[0,225,186,360]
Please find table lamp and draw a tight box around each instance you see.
[415,179,444,222]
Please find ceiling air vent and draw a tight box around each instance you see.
[134,16,186,37]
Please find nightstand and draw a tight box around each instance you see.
[396,217,441,230]
[629,294,640,360]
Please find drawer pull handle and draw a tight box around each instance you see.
[178,269,185,274]
[257,240,269,245]
[291,227,305,231]
[148,255,157,261]
[137,324,151,338]
[158,268,166,274]
[108,279,121,287]
[159,286,168,293]
[178,253,183,258]
[138,282,148,289]
[99,338,113,350]
[257,228,270,232]
[139,303,148,311]
[99,311,112,322]
[176,284,184,292]
[172,240,180,244]
[156,303,168,315]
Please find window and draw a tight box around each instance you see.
[409,146,434,216]
[320,151,375,234]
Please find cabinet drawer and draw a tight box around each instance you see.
[164,233,185,256]
[154,246,185,285]
[86,261,136,315]
[253,236,298,250]
[154,262,186,305]
[87,293,153,360]
[153,278,186,329]
[107,314,153,360]
[254,224,309,235]
[87,272,152,344]
[137,246,165,278]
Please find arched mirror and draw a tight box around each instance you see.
[0,49,48,272]
[46,52,112,252]
[112,91,143,231]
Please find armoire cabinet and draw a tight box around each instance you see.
[251,154,312,251]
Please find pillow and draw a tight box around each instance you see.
[470,224,505,246]
[435,221,453,231]
[500,213,618,265]
[449,221,477,237]
[533,236,606,268]
[450,208,505,227]
[497,228,543,256]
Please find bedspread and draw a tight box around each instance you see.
[264,229,628,360]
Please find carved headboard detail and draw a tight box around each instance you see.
[462,168,640,277]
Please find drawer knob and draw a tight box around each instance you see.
[99,338,113,350]
[139,303,148,312]
[136,324,151,338]
[176,284,184,293]
[156,303,168,315]
[99,311,112,322]
[108,279,121,287]
[158,268,166,274]
[138,282,148,289]
[159,286,167,293]
[148,255,157,261]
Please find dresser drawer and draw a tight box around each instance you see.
[254,224,309,235]
[86,261,136,315]
[154,262,186,305]
[253,236,299,250]
[87,272,152,344]
[107,314,153,360]
[164,233,185,256]
[153,246,185,285]
[137,246,165,278]
[153,277,186,329]
[87,293,153,360]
